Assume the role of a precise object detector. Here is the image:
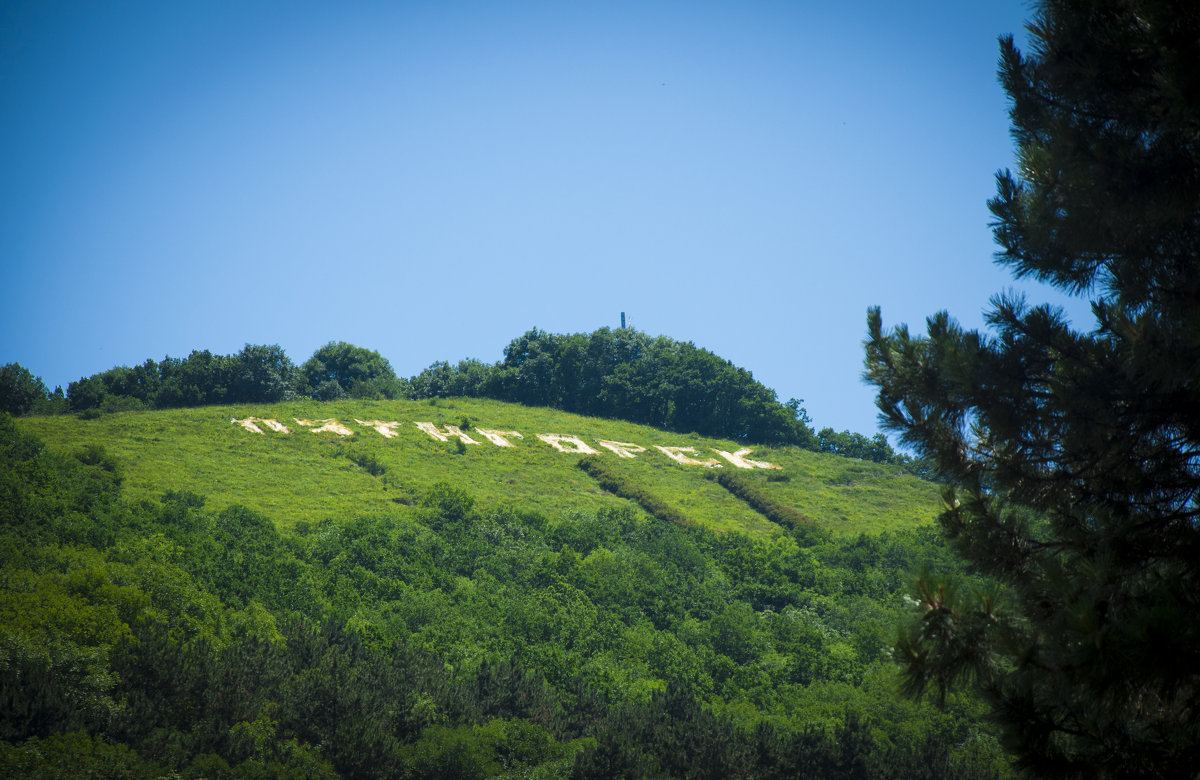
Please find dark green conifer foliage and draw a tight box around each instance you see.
[865,1,1200,776]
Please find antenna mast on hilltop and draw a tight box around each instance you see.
[621,312,626,329]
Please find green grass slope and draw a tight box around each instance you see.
[17,398,940,537]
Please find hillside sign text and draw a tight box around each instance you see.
[232,417,781,470]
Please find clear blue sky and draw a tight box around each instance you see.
[1,0,1089,438]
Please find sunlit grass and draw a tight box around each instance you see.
[18,398,941,537]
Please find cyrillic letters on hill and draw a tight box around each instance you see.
[231,417,780,469]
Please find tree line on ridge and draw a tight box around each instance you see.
[1,328,913,468]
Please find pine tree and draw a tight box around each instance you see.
[864,1,1200,776]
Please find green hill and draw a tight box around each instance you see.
[17,398,939,539]
[3,404,1008,779]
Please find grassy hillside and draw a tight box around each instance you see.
[17,398,941,538]
[3,406,1012,778]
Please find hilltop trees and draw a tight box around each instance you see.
[52,331,816,446]
[62,342,406,410]
[41,330,916,470]
[814,429,895,464]
[300,341,405,400]
[0,364,52,416]
[67,345,299,411]
[411,327,817,446]
[407,328,923,463]
[230,344,299,403]
[865,0,1200,775]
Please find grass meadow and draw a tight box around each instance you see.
[17,398,941,538]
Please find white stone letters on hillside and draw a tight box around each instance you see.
[233,417,291,434]
[355,420,403,438]
[653,446,722,468]
[714,448,781,470]
[476,429,524,447]
[230,417,780,469]
[536,434,599,454]
[296,419,355,436]
[594,440,647,459]
[415,422,480,445]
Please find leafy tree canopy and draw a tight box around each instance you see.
[300,341,403,401]
[66,345,300,411]
[865,1,1200,776]
[0,363,50,416]
[411,327,817,447]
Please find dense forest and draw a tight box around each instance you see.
[0,412,1004,778]
[0,328,911,469]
